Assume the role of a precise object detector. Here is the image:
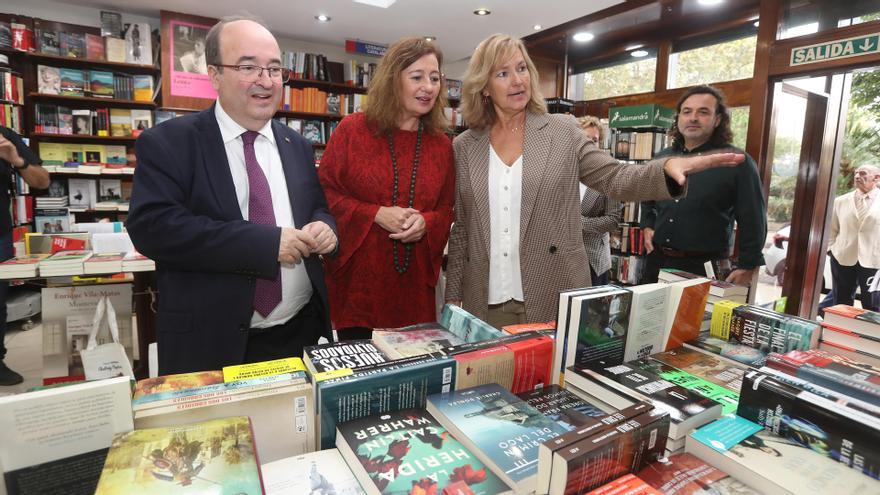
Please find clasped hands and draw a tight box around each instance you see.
[278,221,336,264]
[375,206,426,243]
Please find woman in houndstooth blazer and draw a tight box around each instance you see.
[444,34,745,327]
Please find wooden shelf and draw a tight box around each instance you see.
[287,78,367,94]
[29,92,157,107]
[27,52,158,73]
[0,47,26,57]
[30,132,138,142]
[276,110,344,120]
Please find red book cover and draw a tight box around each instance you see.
[50,236,87,253]
[586,474,661,495]
[85,33,105,61]
[506,334,554,393]
[10,22,33,52]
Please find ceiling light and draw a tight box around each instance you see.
[533,24,542,30]
[353,0,397,7]
[631,49,649,58]
[573,32,594,42]
[625,44,644,51]
[315,14,331,22]
[424,36,436,42]
[754,21,760,27]
[473,8,491,16]
[697,0,724,5]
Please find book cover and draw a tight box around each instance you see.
[59,68,85,96]
[501,321,556,334]
[104,145,128,166]
[95,416,263,495]
[516,384,605,431]
[451,345,515,391]
[585,474,661,495]
[38,142,64,166]
[133,75,154,102]
[635,453,759,494]
[260,448,365,495]
[35,209,71,234]
[624,283,670,361]
[439,304,505,343]
[60,31,85,58]
[105,37,125,63]
[88,70,114,98]
[124,23,152,65]
[131,109,153,136]
[664,279,710,350]
[737,370,880,478]
[318,355,456,449]
[132,371,306,411]
[684,335,767,367]
[99,179,122,203]
[336,409,511,495]
[109,108,132,137]
[686,417,876,494]
[85,33,105,60]
[569,287,632,371]
[72,109,92,135]
[554,287,615,381]
[0,377,133,495]
[765,349,880,404]
[426,383,568,493]
[303,339,390,374]
[133,370,224,400]
[57,106,73,135]
[372,327,465,359]
[630,359,740,415]
[649,346,747,393]
[37,28,60,55]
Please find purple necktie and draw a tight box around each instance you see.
[241,130,282,317]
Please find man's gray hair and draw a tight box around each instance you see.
[205,13,271,68]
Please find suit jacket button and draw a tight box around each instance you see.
[549,245,557,254]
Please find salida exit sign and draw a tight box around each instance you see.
[790,33,880,66]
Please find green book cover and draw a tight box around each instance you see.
[632,358,740,415]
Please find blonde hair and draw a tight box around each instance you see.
[363,37,449,135]
[578,115,603,140]
[460,34,546,130]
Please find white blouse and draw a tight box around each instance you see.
[487,145,524,304]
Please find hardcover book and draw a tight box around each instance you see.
[94,416,263,495]
[426,383,569,493]
[336,409,512,495]
[261,448,365,495]
[303,339,390,375]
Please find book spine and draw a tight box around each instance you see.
[738,371,880,479]
[132,371,306,408]
[757,366,880,420]
[796,363,880,405]
[135,382,311,418]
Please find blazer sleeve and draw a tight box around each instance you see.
[828,196,841,252]
[127,128,280,278]
[444,138,469,302]
[581,190,622,235]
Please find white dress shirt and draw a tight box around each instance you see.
[215,102,312,328]
[487,145,524,304]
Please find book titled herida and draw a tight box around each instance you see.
[336,409,512,495]
[303,339,390,374]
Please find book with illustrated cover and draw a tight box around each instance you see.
[585,474,661,495]
[635,453,759,494]
[566,286,632,371]
[36,28,60,55]
[85,33,105,60]
[95,416,263,495]
[372,327,465,359]
[629,359,740,415]
[426,383,568,493]
[59,68,85,96]
[88,70,114,98]
[516,384,605,431]
[317,354,456,450]
[35,208,71,234]
[57,106,73,134]
[303,339,390,375]
[444,332,554,394]
[765,348,880,404]
[439,303,505,343]
[336,409,512,495]
[133,75,154,102]
[624,283,670,361]
[0,254,50,279]
[133,370,224,399]
[261,448,365,495]
[736,370,880,478]
[686,417,876,494]
[124,23,152,65]
[554,287,618,382]
[684,335,767,366]
[663,278,711,350]
[728,305,820,354]
[60,31,85,58]
[649,346,748,393]
[109,108,132,137]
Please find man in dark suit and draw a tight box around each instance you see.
[127,15,337,375]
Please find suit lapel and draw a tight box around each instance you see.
[198,105,242,221]
[273,121,308,228]
[467,128,492,256]
[520,111,552,243]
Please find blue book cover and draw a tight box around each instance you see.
[439,304,504,343]
[573,288,632,370]
[318,355,456,449]
[427,384,568,491]
[336,409,511,494]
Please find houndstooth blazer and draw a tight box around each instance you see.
[445,111,680,323]
[581,187,622,276]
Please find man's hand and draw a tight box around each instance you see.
[664,153,745,185]
[302,221,337,255]
[375,206,414,233]
[389,208,425,243]
[643,227,655,254]
[278,227,318,264]
[725,268,757,286]
[0,135,23,168]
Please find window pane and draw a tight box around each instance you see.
[668,36,757,89]
[728,106,750,150]
[780,0,880,40]
[571,57,657,101]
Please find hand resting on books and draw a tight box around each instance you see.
[663,152,745,186]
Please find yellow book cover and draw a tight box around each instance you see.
[109,108,132,137]
[222,357,305,382]
[82,143,106,164]
[37,142,65,165]
[95,416,263,494]
[61,143,84,164]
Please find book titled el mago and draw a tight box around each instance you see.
[336,409,512,495]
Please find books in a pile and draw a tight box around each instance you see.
[121,250,154,271]
[728,304,821,353]
[442,331,555,393]
[83,251,125,274]
[0,253,49,279]
[822,304,880,363]
[635,452,760,494]
[658,268,749,303]
[764,348,880,404]
[38,249,93,276]
[516,384,606,431]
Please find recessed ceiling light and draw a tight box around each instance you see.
[625,44,644,51]
[631,49,649,58]
[533,24,542,30]
[573,32,594,42]
[425,36,436,42]
[697,0,723,5]
[753,21,760,27]
[353,0,397,7]
[473,8,491,16]
[315,14,331,22]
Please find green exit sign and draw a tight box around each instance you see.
[790,33,880,66]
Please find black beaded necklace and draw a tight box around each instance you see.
[387,120,423,274]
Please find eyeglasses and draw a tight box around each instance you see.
[213,64,290,82]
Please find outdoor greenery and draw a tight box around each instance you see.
[839,69,880,195]
[669,36,757,88]
[579,57,657,101]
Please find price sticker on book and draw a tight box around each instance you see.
[313,368,353,382]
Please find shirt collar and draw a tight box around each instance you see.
[857,187,879,200]
[214,101,275,146]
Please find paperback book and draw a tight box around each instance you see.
[303,339,390,375]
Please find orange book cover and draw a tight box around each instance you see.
[506,335,554,393]
[502,321,556,334]
[666,280,710,350]
[585,474,661,495]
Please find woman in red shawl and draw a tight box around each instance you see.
[318,37,454,339]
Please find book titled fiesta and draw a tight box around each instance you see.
[336,409,512,495]
[426,383,569,494]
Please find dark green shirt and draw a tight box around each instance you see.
[640,141,767,269]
